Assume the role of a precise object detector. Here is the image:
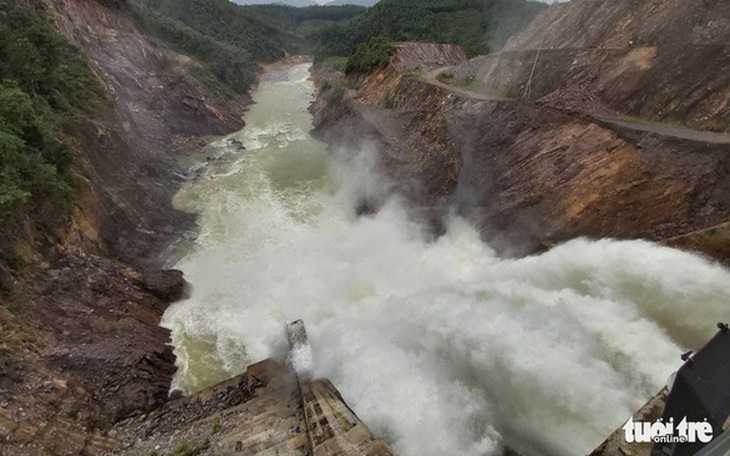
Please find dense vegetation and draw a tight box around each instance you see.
[315,0,546,67]
[0,0,105,271]
[243,4,366,34]
[124,0,546,87]
[243,4,365,59]
[135,0,303,62]
[128,0,282,96]
[345,36,395,74]
[129,0,365,96]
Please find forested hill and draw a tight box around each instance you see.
[128,0,364,94]
[243,4,367,36]
[319,0,547,62]
[134,0,304,61]
[122,0,542,91]
[328,0,379,6]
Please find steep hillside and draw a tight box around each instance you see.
[311,9,730,264]
[121,0,365,99]
[451,0,729,130]
[45,0,251,264]
[0,0,259,454]
[0,0,101,274]
[135,0,305,62]
[0,0,377,453]
[504,0,729,50]
[241,2,366,60]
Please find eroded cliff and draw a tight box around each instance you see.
[462,0,729,130]
[312,28,730,262]
[0,1,252,454]
[47,0,251,264]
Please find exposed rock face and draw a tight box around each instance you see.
[1,1,252,455]
[0,250,183,455]
[390,42,467,72]
[665,221,730,265]
[312,43,730,259]
[453,108,730,251]
[504,0,729,52]
[46,0,250,264]
[461,0,730,130]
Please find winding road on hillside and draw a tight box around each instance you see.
[423,67,730,145]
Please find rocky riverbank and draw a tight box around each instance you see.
[1,0,251,454]
[46,0,252,265]
[311,36,730,263]
[0,252,183,455]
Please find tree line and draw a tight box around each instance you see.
[317,0,546,72]
[126,0,366,96]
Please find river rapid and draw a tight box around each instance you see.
[162,63,730,456]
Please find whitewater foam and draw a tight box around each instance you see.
[163,63,730,456]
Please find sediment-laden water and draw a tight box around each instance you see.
[162,63,730,456]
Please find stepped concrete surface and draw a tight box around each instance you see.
[108,325,396,456]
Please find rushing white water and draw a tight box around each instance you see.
[162,63,730,456]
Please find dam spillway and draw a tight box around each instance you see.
[161,62,730,456]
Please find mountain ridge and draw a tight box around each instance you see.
[233,0,379,6]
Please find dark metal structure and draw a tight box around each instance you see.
[652,324,730,456]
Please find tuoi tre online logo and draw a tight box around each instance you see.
[623,417,714,444]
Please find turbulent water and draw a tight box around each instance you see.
[162,63,730,456]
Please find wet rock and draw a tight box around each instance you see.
[140,268,187,302]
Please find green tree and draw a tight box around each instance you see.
[327,0,546,63]
[0,0,103,270]
[346,36,395,74]
[0,83,73,265]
